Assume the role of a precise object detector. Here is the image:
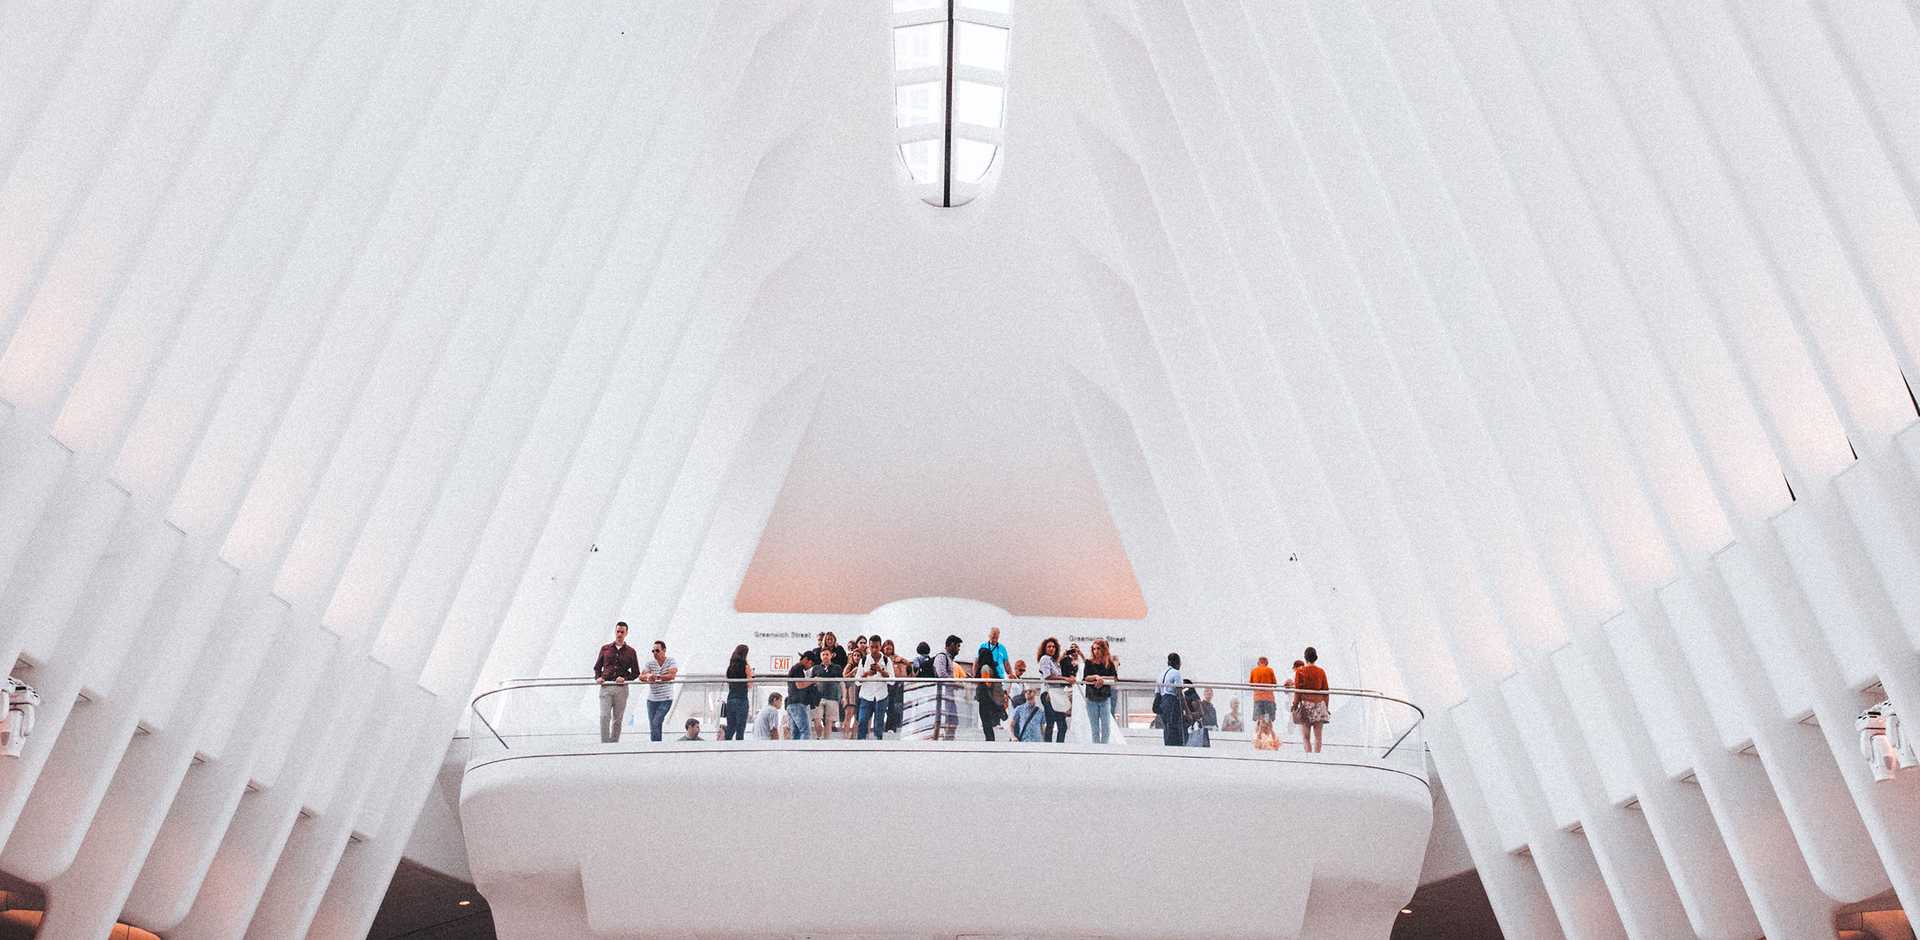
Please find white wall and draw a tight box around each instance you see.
[462,745,1432,939]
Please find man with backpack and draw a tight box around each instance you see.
[931,635,962,740]
[1155,652,1186,746]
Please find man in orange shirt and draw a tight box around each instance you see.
[1249,657,1279,726]
[1294,647,1330,753]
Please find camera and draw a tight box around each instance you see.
[2,676,38,759]
[1858,699,1919,782]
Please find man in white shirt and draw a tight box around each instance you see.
[1156,652,1185,747]
[857,638,892,739]
[640,640,679,742]
[753,692,790,740]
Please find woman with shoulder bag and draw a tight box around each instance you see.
[1034,638,1073,742]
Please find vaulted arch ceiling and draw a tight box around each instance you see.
[1,2,1919,937]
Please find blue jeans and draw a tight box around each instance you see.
[647,697,672,742]
[857,697,886,739]
[1086,697,1113,744]
[1043,704,1068,742]
[1159,695,1185,746]
[786,702,811,739]
[723,696,748,741]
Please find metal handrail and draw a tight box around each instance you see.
[482,673,1411,702]
[469,673,1424,757]
[500,674,1394,700]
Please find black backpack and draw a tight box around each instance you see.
[914,655,936,678]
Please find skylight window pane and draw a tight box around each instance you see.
[897,82,944,128]
[891,2,1010,206]
[955,22,1008,71]
[953,138,996,183]
[953,81,1003,127]
[894,23,946,71]
[900,140,943,184]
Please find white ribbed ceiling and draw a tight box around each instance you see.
[2,1,1920,937]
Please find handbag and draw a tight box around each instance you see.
[1045,685,1073,715]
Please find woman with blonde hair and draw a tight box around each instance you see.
[1082,638,1118,744]
[1252,716,1281,751]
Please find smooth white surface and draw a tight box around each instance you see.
[463,745,1431,939]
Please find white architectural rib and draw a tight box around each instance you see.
[1094,1,1340,663]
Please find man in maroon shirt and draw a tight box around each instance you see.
[595,622,641,742]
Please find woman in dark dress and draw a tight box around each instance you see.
[723,644,751,741]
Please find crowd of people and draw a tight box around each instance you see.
[590,622,1334,750]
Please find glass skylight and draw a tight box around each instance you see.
[953,81,1002,127]
[954,23,1008,71]
[891,0,1009,207]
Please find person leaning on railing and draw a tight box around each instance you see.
[639,640,679,742]
[1034,638,1070,743]
[1082,640,1118,744]
[785,650,817,740]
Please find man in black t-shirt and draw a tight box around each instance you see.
[786,651,817,739]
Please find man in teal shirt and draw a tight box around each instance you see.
[980,627,1010,680]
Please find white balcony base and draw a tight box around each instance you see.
[462,741,1431,938]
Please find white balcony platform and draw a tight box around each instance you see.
[462,741,1431,939]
